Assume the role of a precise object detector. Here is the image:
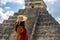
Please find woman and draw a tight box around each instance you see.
[15,15,28,40]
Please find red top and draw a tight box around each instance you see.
[20,27,28,40]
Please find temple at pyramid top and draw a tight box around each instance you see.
[25,0,46,8]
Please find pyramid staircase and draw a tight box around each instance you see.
[0,8,60,40]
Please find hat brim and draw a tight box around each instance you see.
[17,15,27,22]
[22,16,27,21]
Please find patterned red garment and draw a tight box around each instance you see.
[20,27,29,40]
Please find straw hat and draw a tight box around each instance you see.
[16,15,27,22]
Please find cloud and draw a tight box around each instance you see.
[47,8,54,14]
[0,0,24,5]
[44,0,57,14]
[8,0,25,4]
[0,0,7,5]
[0,8,3,12]
[5,10,14,17]
[0,13,4,23]
[56,17,60,24]
[21,6,25,9]
[5,7,11,10]
[44,0,57,4]
[0,8,14,23]
[0,0,24,23]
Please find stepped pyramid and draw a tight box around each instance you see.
[0,0,60,40]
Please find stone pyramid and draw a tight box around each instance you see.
[0,0,60,40]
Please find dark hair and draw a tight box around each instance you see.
[15,21,25,32]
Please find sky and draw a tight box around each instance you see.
[0,0,60,24]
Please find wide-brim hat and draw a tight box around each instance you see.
[16,15,27,22]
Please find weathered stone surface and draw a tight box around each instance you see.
[0,0,60,40]
[31,10,60,40]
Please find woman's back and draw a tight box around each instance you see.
[20,27,28,40]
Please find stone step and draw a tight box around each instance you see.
[2,23,15,28]
[39,18,53,20]
[9,31,16,40]
[55,34,60,38]
[35,29,56,34]
[39,20,57,23]
[34,20,60,35]
[33,34,60,38]
[14,9,24,15]
[3,19,16,23]
[33,34,55,37]
[0,24,3,27]
[3,30,11,34]
[38,19,59,25]
[0,34,3,39]
[32,35,55,40]
[0,38,6,40]
[3,22,15,25]
[14,13,20,15]
[54,38,60,40]
[13,9,23,15]
[18,9,24,13]
[39,13,53,18]
[38,22,58,25]
[3,34,9,39]
[35,25,60,29]
[55,29,60,34]
[0,31,4,34]
[39,12,49,15]
[35,26,57,30]
[39,18,56,21]
[8,15,17,19]
[39,15,52,19]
